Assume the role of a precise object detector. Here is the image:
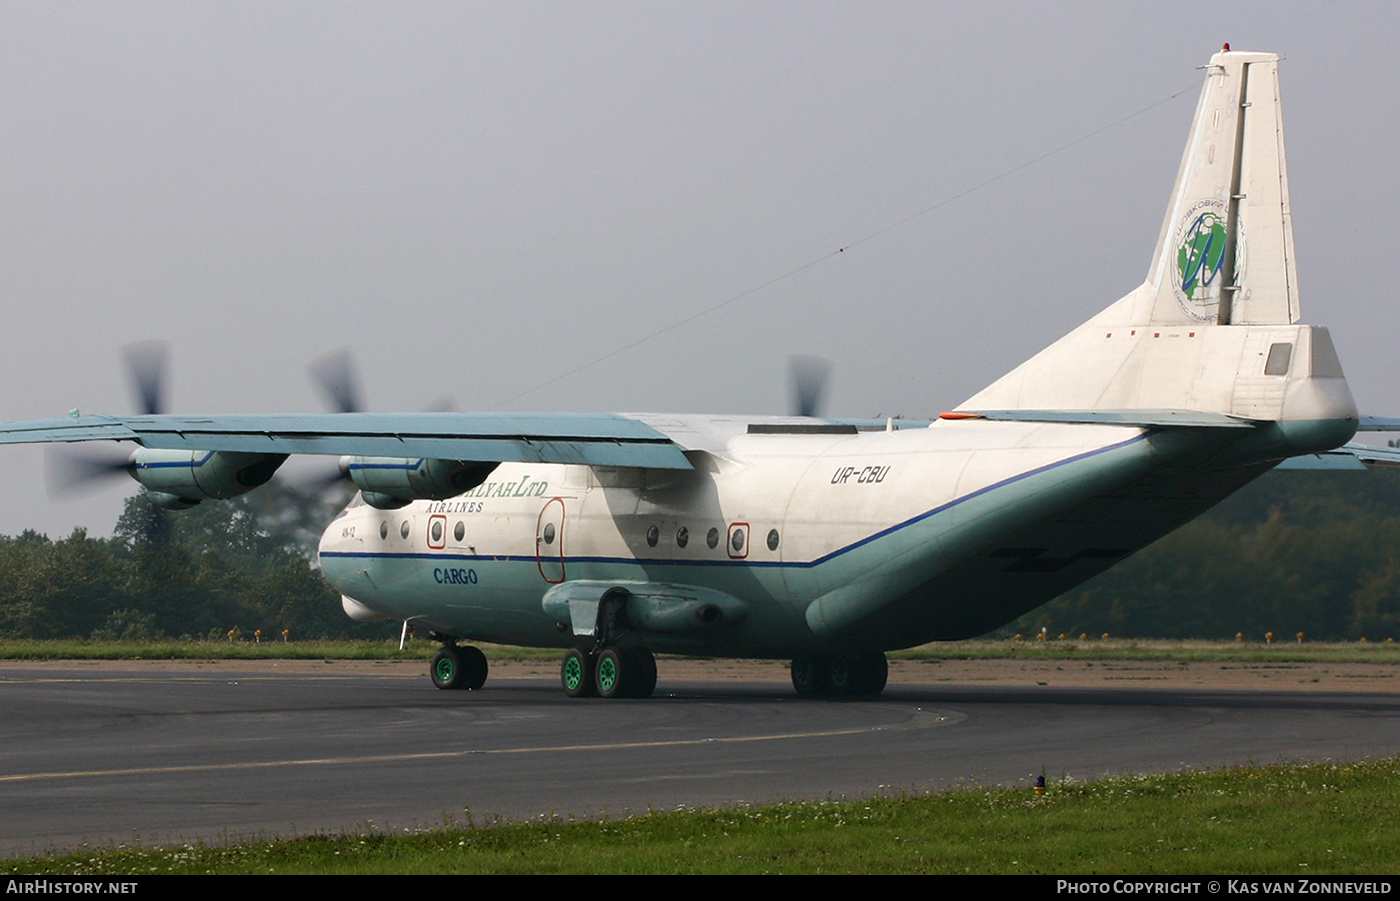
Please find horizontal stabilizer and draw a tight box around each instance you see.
[955,409,1260,429]
[1273,442,1400,470]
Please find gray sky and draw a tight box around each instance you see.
[2,1,1398,538]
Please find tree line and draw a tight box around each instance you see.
[0,483,392,641]
[1001,468,1400,641]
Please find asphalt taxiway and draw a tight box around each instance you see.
[0,661,1397,857]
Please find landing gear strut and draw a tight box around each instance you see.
[790,651,887,697]
[430,642,488,690]
[560,646,657,699]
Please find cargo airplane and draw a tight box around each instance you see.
[4,47,1393,699]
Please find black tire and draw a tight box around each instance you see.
[790,656,828,696]
[431,646,466,690]
[850,651,888,696]
[825,656,856,695]
[458,645,489,690]
[595,648,626,699]
[561,648,595,697]
[621,647,657,699]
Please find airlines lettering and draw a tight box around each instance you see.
[425,500,485,514]
[461,475,550,499]
[831,465,891,485]
[434,568,478,585]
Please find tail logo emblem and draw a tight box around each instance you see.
[1172,198,1241,321]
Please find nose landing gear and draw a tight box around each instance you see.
[429,641,489,690]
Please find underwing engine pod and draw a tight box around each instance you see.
[130,449,289,510]
[340,457,498,510]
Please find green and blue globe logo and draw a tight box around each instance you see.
[1178,211,1226,297]
[1172,198,1241,321]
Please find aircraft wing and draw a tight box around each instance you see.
[0,412,694,470]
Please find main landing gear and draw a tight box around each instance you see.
[430,641,489,690]
[790,651,887,697]
[560,646,658,699]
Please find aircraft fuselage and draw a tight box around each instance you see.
[317,411,1351,656]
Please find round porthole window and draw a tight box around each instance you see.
[676,526,688,548]
[706,527,719,549]
[646,525,659,547]
[379,521,388,540]
[400,520,410,540]
[431,520,443,542]
[731,529,745,552]
[767,529,780,551]
[454,521,465,542]
[542,522,556,545]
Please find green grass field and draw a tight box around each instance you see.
[4,759,1397,874]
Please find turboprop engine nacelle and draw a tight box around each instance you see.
[130,448,289,510]
[341,456,498,510]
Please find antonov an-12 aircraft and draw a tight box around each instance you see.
[3,46,1394,699]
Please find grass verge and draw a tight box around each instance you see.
[5,758,1397,874]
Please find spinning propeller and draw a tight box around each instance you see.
[789,355,832,418]
[45,340,172,499]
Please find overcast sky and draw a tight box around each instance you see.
[2,1,1398,538]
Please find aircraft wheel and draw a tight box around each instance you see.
[621,647,657,699]
[790,657,828,696]
[431,645,489,690]
[595,648,626,699]
[561,648,596,698]
[849,651,888,696]
[825,656,857,695]
[458,645,489,690]
[431,646,465,689]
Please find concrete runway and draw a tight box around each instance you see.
[1,662,1398,858]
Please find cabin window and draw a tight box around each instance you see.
[676,527,689,548]
[542,523,556,545]
[430,520,443,543]
[454,521,465,542]
[767,529,780,551]
[1264,342,1293,375]
[379,521,388,540]
[400,520,411,540]
[646,525,659,547]
[706,527,720,549]
[731,529,745,553]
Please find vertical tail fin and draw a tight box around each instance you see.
[959,48,1355,430]
[1141,48,1299,326]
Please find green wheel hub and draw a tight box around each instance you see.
[563,655,585,690]
[597,655,619,693]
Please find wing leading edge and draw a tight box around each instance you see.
[0,411,693,470]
